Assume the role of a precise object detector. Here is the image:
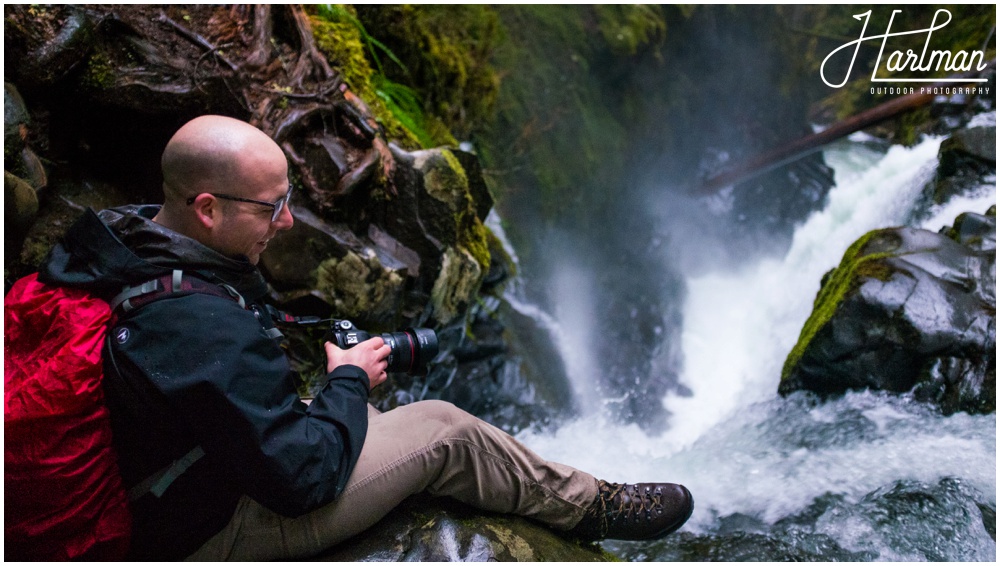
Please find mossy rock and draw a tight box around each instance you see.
[414,148,491,270]
[316,251,405,325]
[780,220,996,414]
[4,83,30,169]
[312,494,613,562]
[429,245,482,325]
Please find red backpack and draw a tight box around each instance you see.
[5,273,130,560]
[4,271,242,560]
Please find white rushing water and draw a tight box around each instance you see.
[513,131,997,559]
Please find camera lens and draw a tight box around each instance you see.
[380,328,439,376]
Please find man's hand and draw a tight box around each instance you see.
[325,337,391,390]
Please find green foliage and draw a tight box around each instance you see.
[317,4,407,76]
[355,5,502,143]
[311,5,444,148]
[373,75,440,148]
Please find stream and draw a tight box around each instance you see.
[502,127,996,560]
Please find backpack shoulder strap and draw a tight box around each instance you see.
[110,269,246,314]
[107,271,241,501]
[128,445,206,501]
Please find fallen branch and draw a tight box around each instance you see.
[696,64,996,195]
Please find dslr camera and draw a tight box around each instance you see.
[326,320,439,376]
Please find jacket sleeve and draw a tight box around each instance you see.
[109,292,370,517]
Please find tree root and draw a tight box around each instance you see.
[11,4,400,217]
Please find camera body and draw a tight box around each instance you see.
[326,319,439,376]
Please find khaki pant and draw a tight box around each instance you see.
[186,400,598,561]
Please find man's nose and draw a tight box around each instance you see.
[276,202,294,230]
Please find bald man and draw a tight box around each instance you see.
[33,116,692,560]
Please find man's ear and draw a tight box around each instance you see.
[189,193,219,229]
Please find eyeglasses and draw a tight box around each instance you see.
[187,184,293,222]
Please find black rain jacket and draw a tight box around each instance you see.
[38,206,370,560]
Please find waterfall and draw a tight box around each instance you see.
[508,131,997,560]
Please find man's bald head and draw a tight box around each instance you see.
[153,115,294,262]
[161,115,287,202]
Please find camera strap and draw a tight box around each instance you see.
[262,304,326,327]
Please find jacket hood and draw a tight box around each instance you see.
[39,205,269,300]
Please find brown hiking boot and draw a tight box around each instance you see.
[568,480,694,541]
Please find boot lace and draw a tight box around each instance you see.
[594,480,666,536]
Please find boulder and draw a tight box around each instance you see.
[5,171,39,262]
[779,208,996,414]
[313,495,612,562]
[262,206,415,330]
[923,123,997,209]
[4,82,30,164]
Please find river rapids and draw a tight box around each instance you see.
[500,125,996,561]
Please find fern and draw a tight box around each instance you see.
[318,4,439,147]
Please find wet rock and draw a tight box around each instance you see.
[780,209,996,415]
[313,495,610,562]
[607,530,871,562]
[978,502,996,541]
[940,125,996,172]
[262,146,495,328]
[920,122,997,211]
[4,82,47,192]
[430,245,482,324]
[5,172,39,262]
[609,478,994,562]
[4,83,30,162]
[940,205,997,254]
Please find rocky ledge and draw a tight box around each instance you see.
[312,495,611,562]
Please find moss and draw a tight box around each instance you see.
[441,150,491,272]
[80,52,116,90]
[595,4,666,56]
[483,524,536,561]
[457,213,490,273]
[430,246,483,324]
[413,149,489,270]
[477,5,677,220]
[354,5,502,142]
[781,230,901,382]
[895,107,933,147]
